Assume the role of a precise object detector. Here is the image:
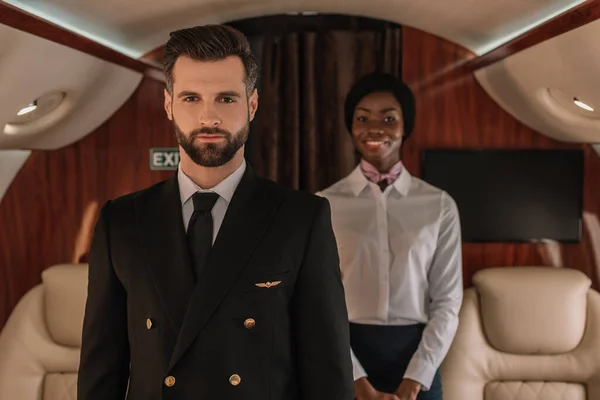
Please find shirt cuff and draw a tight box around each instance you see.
[404,357,436,391]
[351,350,367,381]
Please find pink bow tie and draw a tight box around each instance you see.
[360,159,403,185]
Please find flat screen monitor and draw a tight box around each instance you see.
[420,149,584,243]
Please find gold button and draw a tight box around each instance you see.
[164,375,175,387]
[146,318,153,330]
[229,374,241,386]
[244,318,256,329]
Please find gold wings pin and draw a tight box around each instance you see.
[255,281,282,289]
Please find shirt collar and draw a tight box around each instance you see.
[346,165,370,197]
[178,158,246,205]
[392,165,412,196]
[345,161,412,197]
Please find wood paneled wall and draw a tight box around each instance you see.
[400,26,600,289]
[0,79,176,328]
[1,26,599,330]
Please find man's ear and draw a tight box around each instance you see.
[164,88,173,120]
[248,88,258,121]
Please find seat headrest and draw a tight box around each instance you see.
[42,264,89,347]
[473,266,590,354]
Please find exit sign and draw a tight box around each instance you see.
[150,148,180,170]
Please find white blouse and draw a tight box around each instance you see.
[317,165,463,390]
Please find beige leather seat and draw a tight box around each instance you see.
[0,264,88,400]
[441,266,600,400]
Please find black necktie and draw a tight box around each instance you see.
[187,192,219,281]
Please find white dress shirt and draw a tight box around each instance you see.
[177,159,246,242]
[317,164,463,391]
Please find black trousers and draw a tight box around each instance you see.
[350,323,443,400]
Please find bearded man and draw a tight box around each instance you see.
[77,24,354,400]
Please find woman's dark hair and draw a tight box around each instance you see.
[344,72,416,138]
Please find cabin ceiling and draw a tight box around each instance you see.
[475,18,600,143]
[0,24,142,150]
[0,0,598,148]
[3,0,587,58]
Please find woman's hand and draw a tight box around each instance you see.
[355,377,401,400]
[394,378,422,400]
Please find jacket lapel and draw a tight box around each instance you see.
[135,175,195,332]
[168,165,283,369]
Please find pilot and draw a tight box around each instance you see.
[77,24,354,400]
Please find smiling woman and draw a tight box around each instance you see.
[318,72,462,400]
[344,73,415,175]
[353,92,404,161]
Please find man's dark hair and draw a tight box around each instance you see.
[162,24,258,95]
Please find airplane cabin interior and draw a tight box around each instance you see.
[0,0,600,399]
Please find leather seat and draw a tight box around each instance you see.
[441,266,600,400]
[0,264,88,400]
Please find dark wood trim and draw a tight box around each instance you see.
[467,0,600,71]
[143,3,600,70]
[414,0,600,91]
[141,13,402,66]
[141,46,166,68]
[0,2,162,78]
[227,14,402,36]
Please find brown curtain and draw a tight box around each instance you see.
[251,24,402,193]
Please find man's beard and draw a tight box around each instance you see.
[173,120,249,167]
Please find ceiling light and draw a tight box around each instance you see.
[544,88,599,121]
[573,98,594,112]
[8,91,66,126]
[17,101,37,116]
